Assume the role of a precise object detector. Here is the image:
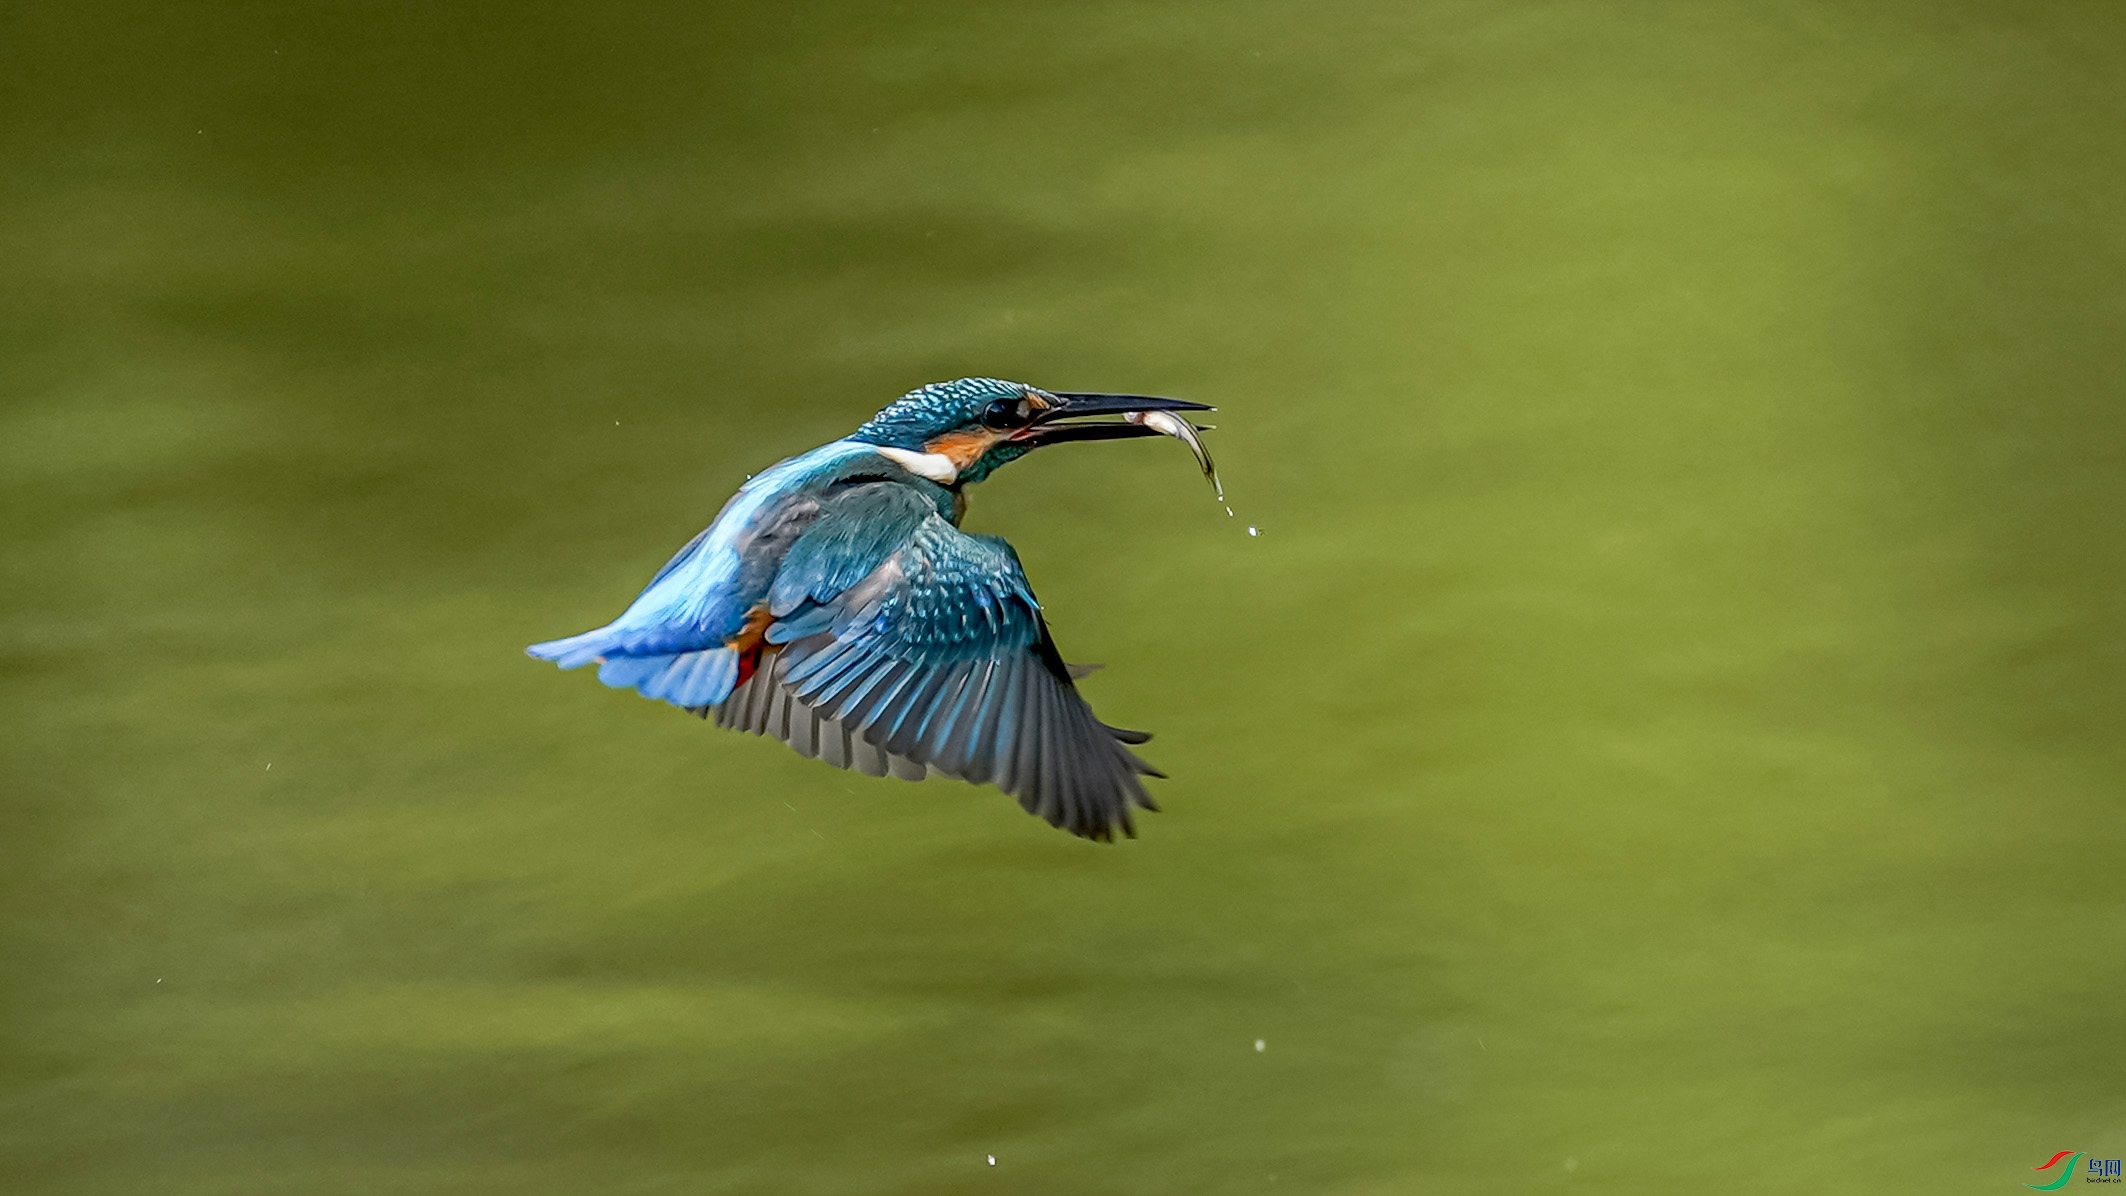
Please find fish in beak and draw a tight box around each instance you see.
[1012,391,1223,497]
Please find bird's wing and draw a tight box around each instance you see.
[527,443,936,709]
[712,488,1160,840]
[713,662,933,783]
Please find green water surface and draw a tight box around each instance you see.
[4,3,2123,1192]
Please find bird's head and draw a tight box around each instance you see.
[850,377,1212,487]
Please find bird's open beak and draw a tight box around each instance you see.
[1010,392,1214,449]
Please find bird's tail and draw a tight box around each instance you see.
[528,630,742,709]
[525,629,612,670]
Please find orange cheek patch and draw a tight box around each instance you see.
[924,429,1003,470]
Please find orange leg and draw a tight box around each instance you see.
[726,604,776,687]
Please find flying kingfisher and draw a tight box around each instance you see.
[528,378,1216,841]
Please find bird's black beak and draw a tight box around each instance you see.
[1012,392,1215,448]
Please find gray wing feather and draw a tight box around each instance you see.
[711,656,929,782]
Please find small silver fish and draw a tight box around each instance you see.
[1127,408,1224,502]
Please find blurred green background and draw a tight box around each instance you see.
[4,2,2123,1192]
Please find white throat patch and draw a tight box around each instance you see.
[873,445,960,484]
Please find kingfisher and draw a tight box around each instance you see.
[527,378,1216,841]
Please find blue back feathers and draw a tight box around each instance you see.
[524,439,895,704]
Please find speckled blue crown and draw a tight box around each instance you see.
[851,378,1032,448]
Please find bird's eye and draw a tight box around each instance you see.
[981,398,1031,429]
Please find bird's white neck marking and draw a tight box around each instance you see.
[873,445,959,484]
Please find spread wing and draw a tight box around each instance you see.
[711,483,1161,840]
